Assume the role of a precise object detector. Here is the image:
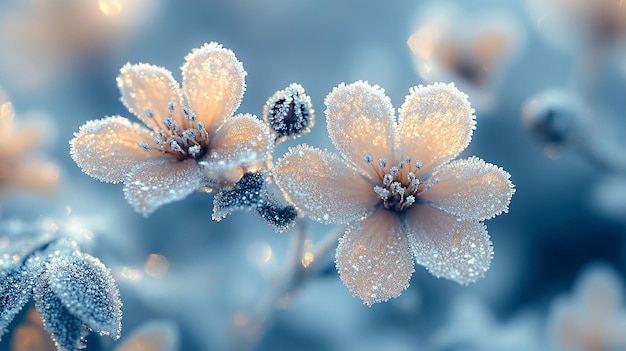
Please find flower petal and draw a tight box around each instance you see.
[324,81,397,178]
[420,156,514,220]
[398,82,476,171]
[117,63,185,131]
[199,114,273,173]
[182,42,246,133]
[335,210,414,306]
[406,206,493,284]
[70,116,160,183]
[274,144,379,224]
[123,158,205,216]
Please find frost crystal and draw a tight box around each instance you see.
[213,172,297,233]
[70,42,274,216]
[275,81,514,305]
[263,83,315,143]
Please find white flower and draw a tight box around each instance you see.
[274,81,514,305]
[70,43,274,216]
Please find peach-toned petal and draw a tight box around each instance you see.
[335,210,414,306]
[181,42,246,133]
[9,160,59,193]
[0,102,15,135]
[117,63,185,131]
[274,144,379,224]
[398,82,476,171]
[421,157,514,220]
[324,81,397,178]
[70,116,160,183]
[123,158,205,216]
[199,113,273,173]
[406,206,493,284]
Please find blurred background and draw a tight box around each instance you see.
[1,0,626,350]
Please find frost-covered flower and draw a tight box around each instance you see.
[70,43,274,216]
[0,101,60,194]
[547,263,626,351]
[274,81,514,305]
[407,3,524,111]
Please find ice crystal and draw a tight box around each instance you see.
[274,81,514,305]
[70,42,274,216]
[213,172,297,233]
[263,83,315,143]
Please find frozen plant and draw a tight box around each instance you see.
[263,83,315,144]
[70,42,276,218]
[0,100,60,194]
[0,236,122,351]
[274,81,515,305]
[547,262,626,351]
[407,2,525,112]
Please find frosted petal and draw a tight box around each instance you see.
[421,157,515,220]
[576,265,624,320]
[70,116,159,183]
[182,42,246,133]
[407,206,493,284]
[46,251,122,339]
[201,113,273,173]
[123,158,205,216]
[34,280,87,351]
[117,63,185,131]
[274,144,379,224]
[335,210,414,306]
[0,102,15,136]
[398,83,476,171]
[113,320,179,351]
[324,81,396,178]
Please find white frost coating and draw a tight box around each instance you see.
[69,116,159,184]
[421,156,515,221]
[335,210,414,306]
[398,82,476,171]
[181,42,247,134]
[117,63,185,131]
[113,320,179,351]
[123,158,206,217]
[274,144,379,224]
[201,113,273,171]
[46,251,123,339]
[406,206,493,285]
[324,81,397,180]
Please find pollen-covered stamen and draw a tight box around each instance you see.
[138,102,211,160]
[364,153,439,211]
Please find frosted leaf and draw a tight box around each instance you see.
[123,158,206,216]
[335,210,414,306]
[113,320,179,351]
[274,144,379,224]
[324,81,396,179]
[212,172,265,220]
[117,63,185,131]
[0,268,32,340]
[421,156,515,221]
[398,82,476,171]
[70,116,159,183]
[181,42,246,133]
[407,206,493,285]
[201,113,273,172]
[212,172,297,232]
[263,83,315,143]
[34,281,88,351]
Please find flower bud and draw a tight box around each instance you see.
[263,83,314,144]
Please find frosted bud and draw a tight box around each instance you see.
[522,89,587,147]
[263,83,315,144]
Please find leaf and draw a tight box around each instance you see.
[46,251,122,339]
[34,280,87,351]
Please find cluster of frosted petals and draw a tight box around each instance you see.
[70,43,274,216]
[274,81,514,305]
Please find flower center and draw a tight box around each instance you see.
[363,153,439,212]
[138,102,209,160]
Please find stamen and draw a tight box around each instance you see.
[168,101,175,112]
[398,161,405,169]
[374,185,390,200]
[407,172,416,182]
[383,174,393,185]
[378,158,387,168]
[189,145,201,157]
[170,141,184,154]
[405,156,412,164]
[145,109,155,119]
[390,166,399,176]
[138,141,152,151]
[162,117,178,131]
[414,160,423,169]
